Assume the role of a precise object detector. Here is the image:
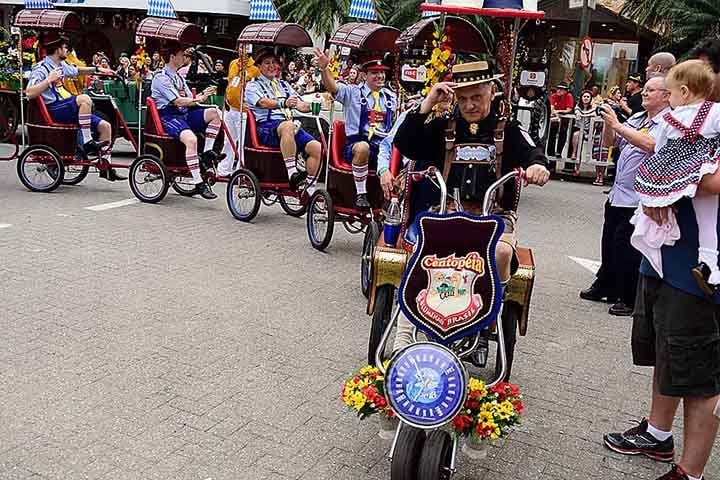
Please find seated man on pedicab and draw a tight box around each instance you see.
[150,41,227,200]
[25,33,126,181]
[244,48,322,195]
[314,49,398,209]
[386,60,551,354]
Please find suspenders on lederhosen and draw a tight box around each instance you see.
[359,89,393,141]
[39,61,66,104]
[255,78,292,122]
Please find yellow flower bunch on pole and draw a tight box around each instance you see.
[422,24,453,96]
[328,53,340,80]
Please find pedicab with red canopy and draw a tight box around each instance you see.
[127,17,244,204]
[14,9,138,191]
[358,2,543,478]
[226,21,326,222]
[359,14,494,298]
[305,22,401,251]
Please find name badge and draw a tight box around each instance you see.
[231,76,241,88]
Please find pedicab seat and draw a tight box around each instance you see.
[327,119,383,209]
[143,97,186,168]
[244,109,281,153]
[27,97,77,158]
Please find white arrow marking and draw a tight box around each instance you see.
[85,198,139,211]
[568,256,601,274]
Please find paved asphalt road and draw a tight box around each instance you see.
[0,151,719,480]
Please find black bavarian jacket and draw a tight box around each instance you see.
[393,106,548,217]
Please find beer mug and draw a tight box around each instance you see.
[311,94,322,116]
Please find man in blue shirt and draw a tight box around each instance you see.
[26,33,124,181]
[244,48,322,194]
[603,42,720,480]
[151,42,226,200]
[580,76,671,316]
[315,49,398,209]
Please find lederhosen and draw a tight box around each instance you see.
[157,71,190,121]
[253,78,293,123]
[347,89,394,146]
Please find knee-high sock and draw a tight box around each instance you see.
[693,195,720,284]
[352,164,368,195]
[78,114,92,144]
[306,175,318,195]
[101,144,111,164]
[284,157,297,177]
[204,123,220,152]
[186,153,202,184]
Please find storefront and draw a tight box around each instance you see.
[1,0,249,68]
[537,0,657,95]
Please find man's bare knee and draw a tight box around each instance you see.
[352,141,370,165]
[180,131,197,150]
[76,94,92,106]
[277,121,295,137]
[495,241,514,282]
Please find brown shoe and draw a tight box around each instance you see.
[656,464,702,480]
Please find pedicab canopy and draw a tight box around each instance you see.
[13,9,82,31]
[236,22,313,48]
[329,22,400,50]
[420,0,544,19]
[135,17,204,45]
[396,16,487,54]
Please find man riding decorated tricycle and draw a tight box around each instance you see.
[348,1,550,478]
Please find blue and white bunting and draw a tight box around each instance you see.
[348,0,377,20]
[147,0,177,18]
[23,0,54,9]
[249,0,281,21]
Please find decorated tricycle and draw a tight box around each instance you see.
[353,1,549,478]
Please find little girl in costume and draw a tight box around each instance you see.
[634,60,720,295]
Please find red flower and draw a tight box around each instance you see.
[361,385,378,399]
[466,399,479,411]
[452,414,473,433]
[512,400,524,415]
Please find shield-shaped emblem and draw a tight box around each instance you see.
[398,212,504,344]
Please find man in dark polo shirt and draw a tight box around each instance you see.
[622,72,644,116]
[603,41,720,480]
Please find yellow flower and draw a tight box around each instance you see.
[359,365,379,376]
[469,378,488,397]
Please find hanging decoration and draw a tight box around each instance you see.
[423,23,453,95]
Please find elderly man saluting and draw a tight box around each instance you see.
[388,60,550,356]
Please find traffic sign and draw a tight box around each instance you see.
[579,36,594,70]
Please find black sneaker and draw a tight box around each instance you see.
[200,150,226,170]
[194,182,217,200]
[603,418,674,462]
[355,193,371,210]
[579,281,616,303]
[289,171,308,191]
[608,302,634,317]
[656,464,703,480]
[82,139,101,156]
[99,168,127,182]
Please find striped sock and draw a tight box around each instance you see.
[306,175,317,195]
[186,153,202,184]
[284,157,297,177]
[204,123,220,152]
[101,145,112,165]
[352,164,368,195]
[78,114,92,144]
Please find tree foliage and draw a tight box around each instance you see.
[621,0,720,53]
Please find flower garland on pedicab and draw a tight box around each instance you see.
[422,23,453,96]
[450,378,524,441]
[341,366,524,443]
[341,364,394,419]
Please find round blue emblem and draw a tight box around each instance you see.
[385,342,467,429]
